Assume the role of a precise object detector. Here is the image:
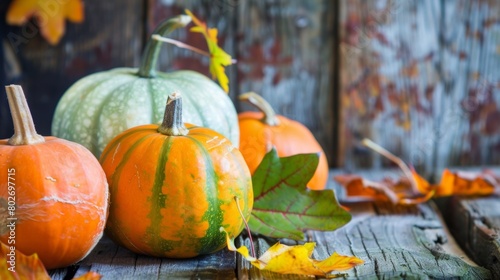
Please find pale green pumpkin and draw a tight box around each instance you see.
[52,15,238,157]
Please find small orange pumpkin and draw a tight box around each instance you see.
[0,85,109,269]
[100,92,253,258]
[238,92,329,190]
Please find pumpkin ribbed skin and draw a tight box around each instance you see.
[0,137,109,269]
[100,123,253,258]
[52,69,238,158]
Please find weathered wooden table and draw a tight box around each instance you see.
[49,169,500,279]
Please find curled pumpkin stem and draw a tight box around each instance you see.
[239,92,280,126]
[138,15,191,78]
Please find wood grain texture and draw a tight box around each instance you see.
[49,235,237,280]
[439,195,500,279]
[237,169,491,279]
[237,201,490,279]
[0,0,144,138]
[52,202,491,279]
[40,169,496,279]
[235,0,337,166]
[339,0,500,177]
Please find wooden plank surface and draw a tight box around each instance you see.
[439,195,500,279]
[238,169,492,279]
[48,202,491,279]
[49,235,237,280]
[237,202,489,279]
[45,169,497,279]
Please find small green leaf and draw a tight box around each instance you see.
[249,148,351,240]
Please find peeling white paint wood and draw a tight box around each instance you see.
[339,0,500,177]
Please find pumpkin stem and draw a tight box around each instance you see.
[158,92,189,136]
[5,85,45,145]
[138,15,192,78]
[239,92,280,126]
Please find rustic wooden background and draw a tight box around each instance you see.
[1,0,499,179]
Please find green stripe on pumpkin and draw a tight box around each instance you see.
[108,134,153,195]
[143,135,226,256]
[100,126,155,162]
[187,136,225,255]
[147,136,174,254]
[106,133,153,251]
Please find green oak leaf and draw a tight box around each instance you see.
[249,148,351,240]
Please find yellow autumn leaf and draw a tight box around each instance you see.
[221,228,364,277]
[0,241,50,280]
[185,9,234,92]
[1,241,102,279]
[6,0,84,45]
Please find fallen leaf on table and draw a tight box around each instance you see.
[248,148,351,240]
[335,139,498,205]
[334,173,435,205]
[185,9,234,92]
[1,241,101,280]
[221,228,364,277]
[1,241,50,280]
[72,272,102,280]
[6,0,84,45]
[437,168,498,196]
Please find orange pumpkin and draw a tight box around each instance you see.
[100,92,253,258]
[0,85,109,269]
[238,92,329,190]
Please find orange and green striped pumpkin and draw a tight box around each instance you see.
[100,92,253,258]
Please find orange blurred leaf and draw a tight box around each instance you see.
[1,242,102,280]
[401,62,419,78]
[334,171,435,205]
[72,272,102,280]
[185,9,234,92]
[6,0,84,45]
[221,228,364,277]
[349,89,366,114]
[0,241,50,280]
[335,139,436,205]
[336,139,499,204]
[437,169,498,197]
